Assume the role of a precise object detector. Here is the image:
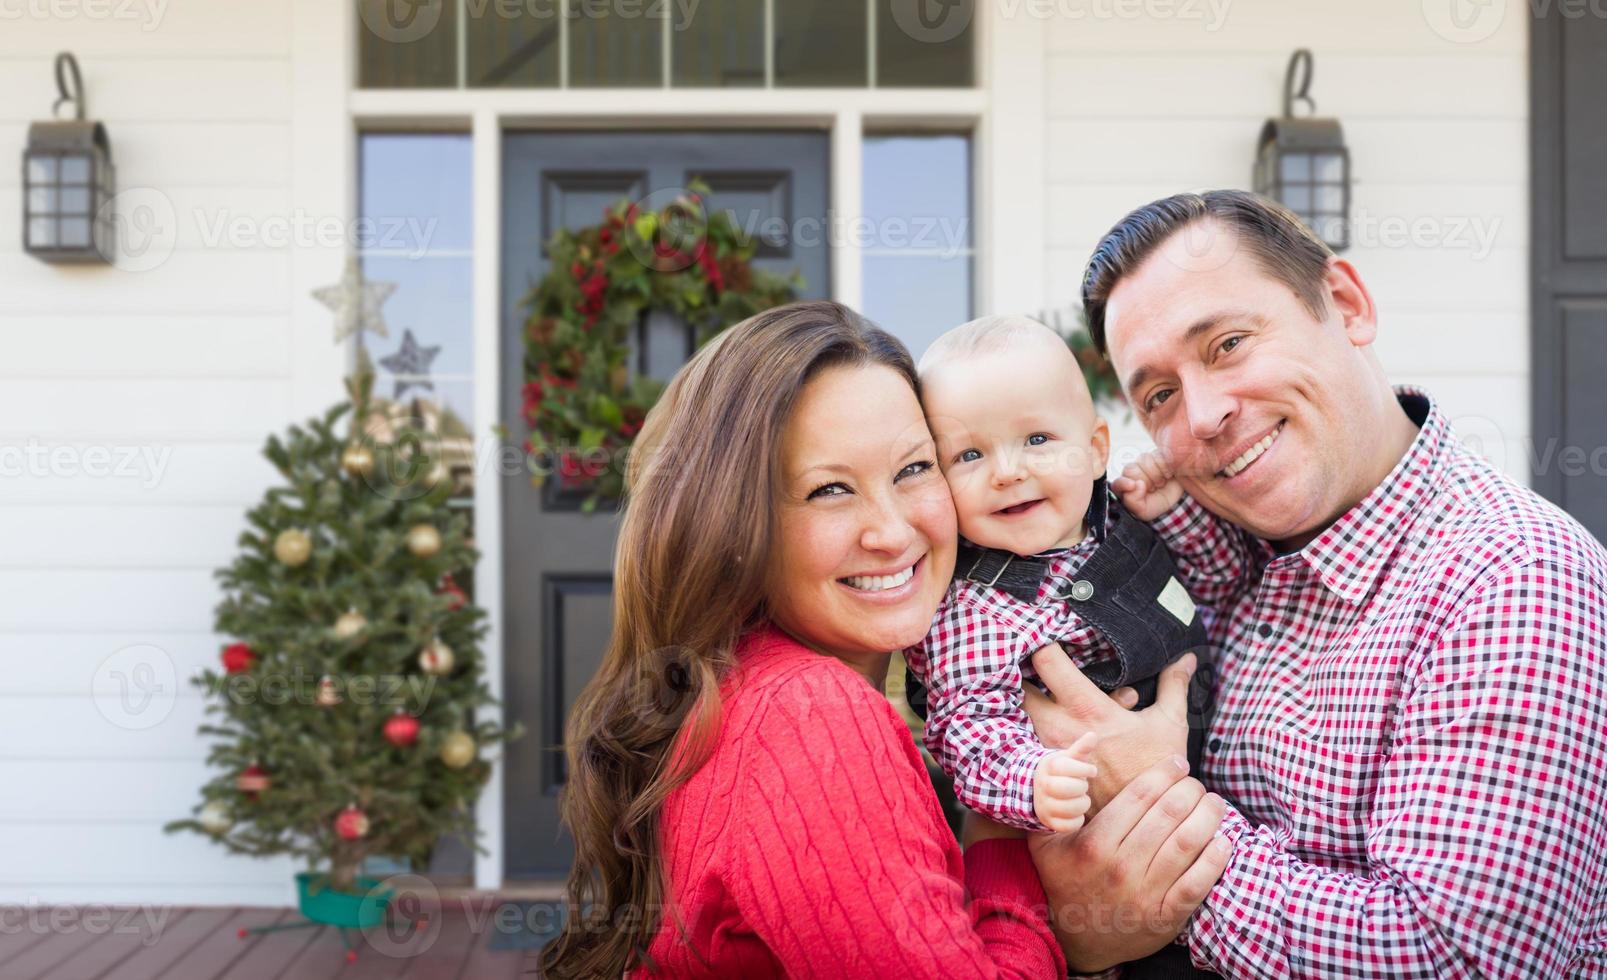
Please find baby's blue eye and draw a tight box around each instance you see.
[957,449,981,464]
[1027,433,1049,446]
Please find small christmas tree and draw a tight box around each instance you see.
[166,356,515,895]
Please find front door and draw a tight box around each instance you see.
[1532,10,1607,544]
[499,131,831,877]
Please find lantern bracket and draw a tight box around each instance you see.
[53,52,86,121]
[1282,48,1315,118]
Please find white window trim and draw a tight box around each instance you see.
[296,0,1046,891]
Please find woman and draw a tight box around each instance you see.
[538,301,1224,977]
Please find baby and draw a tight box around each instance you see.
[903,314,1208,833]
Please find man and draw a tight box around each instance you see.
[1025,190,1607,977]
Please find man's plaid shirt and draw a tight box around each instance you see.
[1155,388,1607,978]
[904,520,1117,830]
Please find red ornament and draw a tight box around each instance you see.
[384,712,420,748]
[237,764,270,801]
[334,805,369,841]
[436,574,467,612]
[221,642,257,674]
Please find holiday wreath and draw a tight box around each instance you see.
[518,182,801,508]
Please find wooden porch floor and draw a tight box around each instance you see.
[0,903,541,980]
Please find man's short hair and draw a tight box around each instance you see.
[1080,190,1334,356]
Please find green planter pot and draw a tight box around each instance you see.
[295,872,393,929]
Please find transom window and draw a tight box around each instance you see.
[357,0,976,89]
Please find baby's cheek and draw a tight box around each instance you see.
[909,480,959,548]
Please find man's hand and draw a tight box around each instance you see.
[1034,731,1099,833]
[1024,644,1195,810]
[1028,757,1231,972]
[1111,450,1186,521]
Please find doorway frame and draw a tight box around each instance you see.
[315,1,1049,889]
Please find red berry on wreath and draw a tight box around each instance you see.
[221,642,257,674]
[384,711,420,748]
[334,804,370,841]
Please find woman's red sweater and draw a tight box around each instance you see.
[630,622,1067,978]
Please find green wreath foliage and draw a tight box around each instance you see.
[518,182,800,508]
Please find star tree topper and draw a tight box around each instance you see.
[378,328,442,400]
[313,257,398,343]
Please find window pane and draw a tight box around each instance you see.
[775,0,867,87]
[862,134,970,240]
[361,256,473,379]
[28,217,55,248]
[27,188,56,214]
[359,132,474,496]
[361,134,473,251]
[863,254,971,358]
[862,133,973,358]
[673,0,763,87]
[876,0,975,86]
[59,215,92,248]
[468,2,559,87]
[26,155,56,183]
[357,0,458,88]
[60,156,90,183]
[569,3,662,87]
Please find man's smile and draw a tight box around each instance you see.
[1216,420,1286,480]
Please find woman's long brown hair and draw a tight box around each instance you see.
[538,300,919,978]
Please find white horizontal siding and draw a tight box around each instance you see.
[0,445,276,505]
[0,253,292,314]
[2,822,296,902]
[0,0,290,57]
[0,316,291,379]
[0,122,292,189]
[0,0,329,907]
[1045,0,1525,54]
[1042,4,1529,482]
[0,570,217,632]
[0,507,250,567]
[2,632,227,692]
[0,58,292,123]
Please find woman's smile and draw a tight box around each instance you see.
[837,554,925,602]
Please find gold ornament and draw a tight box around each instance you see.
[273,528,311,566]
[406,524,442,558]
[418,637,455,676]
[340,443,375,478]
[439,731,476,769]
[199,801,233,835]
[332,608,368,640]
[315,674,342,707]
[424,460,451,490]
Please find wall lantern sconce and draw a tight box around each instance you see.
[1253,49,1350,252]
[23,53,115,264]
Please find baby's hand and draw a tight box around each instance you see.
[1034,731,1099,833]
[1111,450,1186,521]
